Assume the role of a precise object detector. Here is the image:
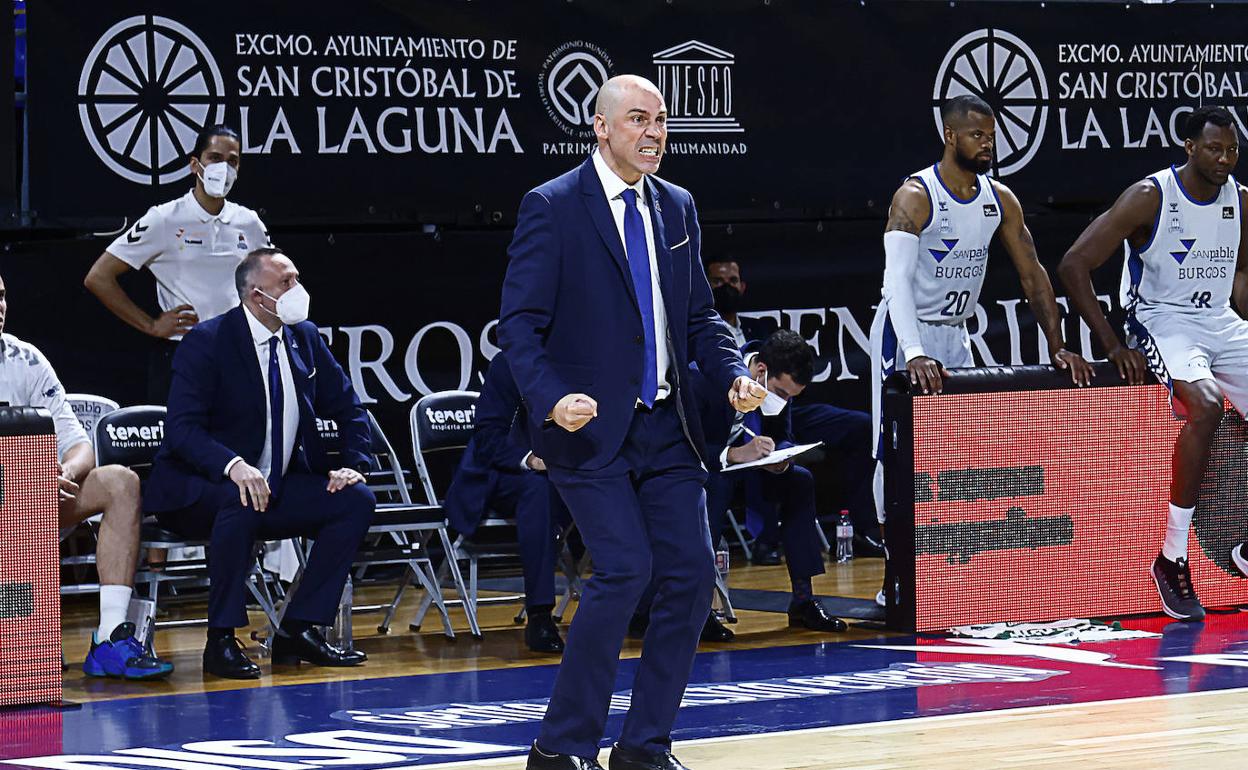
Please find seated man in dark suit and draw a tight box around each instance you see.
[442,351,567,653]
[145,247,376,679]
[634,330,848,637]
[707,257,881,562]
[705,330,847,631]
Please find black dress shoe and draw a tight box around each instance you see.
[852,532,886,559]
[527,742,604,769]
[608,743,690,770]
[627,612,649,640]
[751,543,782,566]
[525,614,566,653]
[788,599,848,632]
[700,614,735,643]
[272,625,367,667]
[203,634,261,679]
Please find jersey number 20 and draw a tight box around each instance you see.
[940,290,971,316]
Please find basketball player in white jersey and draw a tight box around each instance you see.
[1061,106,1248,622]
[870,95,1092,536]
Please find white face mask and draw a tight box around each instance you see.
[257,283,310,325]
[757,371,789,417]
[197,160,237,198]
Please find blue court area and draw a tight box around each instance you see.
[8,612,1248,768]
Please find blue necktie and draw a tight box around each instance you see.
[267,336,284,499]
[621,188,658,407]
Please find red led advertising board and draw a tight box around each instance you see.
[0,432,61,706]
[883,371,1248,632]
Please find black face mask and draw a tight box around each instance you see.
[712,284,743,315]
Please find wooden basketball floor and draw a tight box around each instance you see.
[9,556,1248,769]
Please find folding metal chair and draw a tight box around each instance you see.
[401,392,513,634]
[724,507,755,562]
[277,412,475,643]
[405,391,584,632]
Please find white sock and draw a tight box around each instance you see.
[873,461,885,525]
[97,585,133,642]
[1161,503,1195,562]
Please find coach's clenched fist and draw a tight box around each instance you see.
[728,376,767,412]
[550,393,598,432]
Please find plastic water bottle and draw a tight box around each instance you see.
[327,576,354,652]
[835,510,854,563]
[126,597,157,650]
[714,537,730,581]
[712,538,731,620]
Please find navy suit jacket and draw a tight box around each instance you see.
[498,156,747,470]
[145,305,371,513]
[442,353,533,534]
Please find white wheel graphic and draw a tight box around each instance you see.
[933,29,1048,177]
[77,15,225,185]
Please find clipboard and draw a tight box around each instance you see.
[720,441,823,472]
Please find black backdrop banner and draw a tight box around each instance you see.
[1,213,1124,467]
[24,0,1248,228]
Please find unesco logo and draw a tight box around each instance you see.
[652,40,743,134]
[77,15,226,186]
[933,29,1048,176]
[538,41,613,139]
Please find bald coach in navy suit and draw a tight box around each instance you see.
[499,75,766,770]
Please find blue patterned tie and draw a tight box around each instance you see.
[267,336,284,499]
[621,188,658,407]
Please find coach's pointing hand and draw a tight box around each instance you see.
[907,355,951,395]
[729,376,767,412]
[551,393,598,432]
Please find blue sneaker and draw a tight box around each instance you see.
[83,622,174,680]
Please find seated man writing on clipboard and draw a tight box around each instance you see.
[703,329,845,632]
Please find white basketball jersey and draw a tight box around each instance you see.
[1122,166,1240,312]
[908,164,1002,323]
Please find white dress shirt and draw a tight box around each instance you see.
[224,306,299,480]
[591,149,672,402]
